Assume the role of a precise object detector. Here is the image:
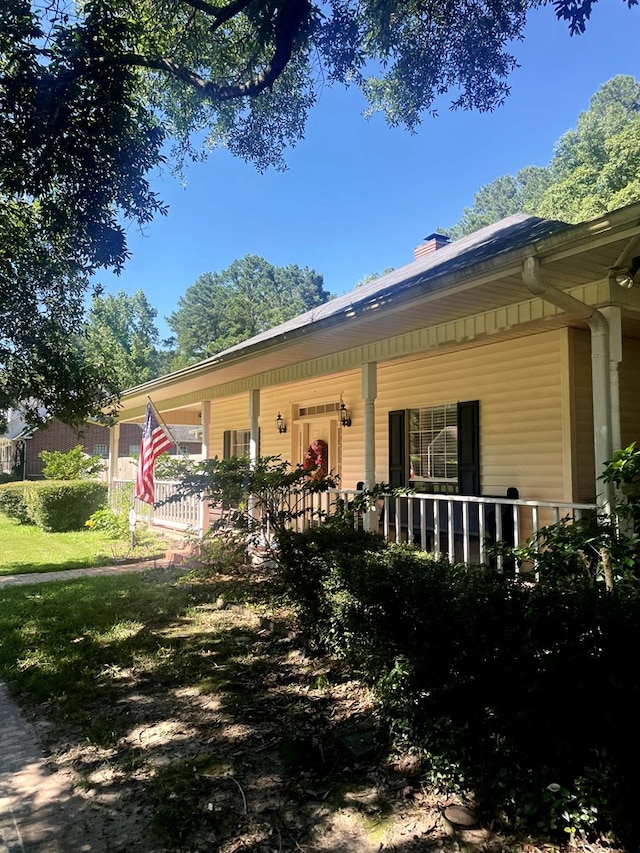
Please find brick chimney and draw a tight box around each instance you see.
[414,232,451,260]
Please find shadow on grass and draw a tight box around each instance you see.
[0,571,437,853]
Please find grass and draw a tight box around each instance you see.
[0,571,209,709]
[0,512,169,576]
[0,569,381,853]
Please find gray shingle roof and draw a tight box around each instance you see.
[209,213,570,362]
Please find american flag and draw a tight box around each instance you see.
[135,402,172,505]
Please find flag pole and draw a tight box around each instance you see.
[146,396,178,449]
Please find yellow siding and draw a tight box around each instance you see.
[375,330,570,502]
[200,329,605,502]
[207,393,251,458]
[260,371,361,484]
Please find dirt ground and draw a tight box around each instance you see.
[27,580,626,853]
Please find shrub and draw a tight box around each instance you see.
[40,444,105,480]
[85,482,135,539]
[0,481,34,524]
[188,530,249,578]
[276,532,640,843]
[26,481,108,532]
[85,506,129,538]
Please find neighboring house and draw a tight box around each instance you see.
[110,204,640,556]
[1,413,201,480]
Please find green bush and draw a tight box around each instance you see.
[276,532,640,844]
[85,506,129,538]
[0,482,34,524]
[39,444,105,480]
[26,481,108,532]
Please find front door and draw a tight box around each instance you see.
[296,419,340,478]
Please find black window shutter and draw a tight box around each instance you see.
[457,400,480,495]
[388,410,407,488]
[223,430,231,460]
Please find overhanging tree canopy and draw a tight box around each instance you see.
[1,0,637,426]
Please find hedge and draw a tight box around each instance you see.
[0,482,34,524]
[0,481,108,532]
[276,528,640,845]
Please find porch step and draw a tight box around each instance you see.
[165,546,194,566]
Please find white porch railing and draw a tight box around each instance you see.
[109,479,597,571]
[111,479,202,533]
[288,488,597,573]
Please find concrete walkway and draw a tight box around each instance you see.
[0,558,168,590]
[0,561,170,852]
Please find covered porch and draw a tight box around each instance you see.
[108,205,640,562]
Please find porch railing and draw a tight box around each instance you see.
[109,479,597,571]
[111,479,202,533]
[287,488,598,573]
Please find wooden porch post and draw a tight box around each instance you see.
[199,401,211,536]
[248,390,260,529]
[108,422,120,487]
[249,390,260,464]
[362,362,377,532]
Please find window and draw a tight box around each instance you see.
[389,401,479,494]
[223,429,252,459]
[129,444,139,456]
[409,404,458,489]
[179,444,189,455]
[93,444,108,458]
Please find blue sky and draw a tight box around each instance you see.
[97,1,639,340]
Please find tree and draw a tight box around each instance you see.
[448,169,552,239]
[1,1,636,425]
[536,76,640,222]
[448,75,640,236]
[355,268,395,288]
[85,290,162,391]
[168,255,331,364]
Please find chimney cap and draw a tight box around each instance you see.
[424,232,450,243]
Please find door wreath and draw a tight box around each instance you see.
[303,438,329,480]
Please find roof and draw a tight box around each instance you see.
[115,202,640,421]
[217,214,569,359]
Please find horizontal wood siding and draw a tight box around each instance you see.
[208,394,251,458]
[376,330,570,502]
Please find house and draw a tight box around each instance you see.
[1,412,201,480]
[109,203,640,559]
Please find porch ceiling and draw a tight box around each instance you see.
[116,204,640,422]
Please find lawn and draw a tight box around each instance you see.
[0,566,624,853]
[0,512,169,575]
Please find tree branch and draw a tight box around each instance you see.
[177,0,255,33]
[29,0,312,104]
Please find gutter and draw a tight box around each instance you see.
[522,255,616,511]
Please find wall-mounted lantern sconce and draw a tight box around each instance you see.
[276,412,287,434]
[339,402,352,428]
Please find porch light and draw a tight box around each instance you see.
[615,273,634,289]
[275,412,287,434]
[339,402,352,428]
[614,255,640,289]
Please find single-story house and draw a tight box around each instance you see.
[110,203,640,560]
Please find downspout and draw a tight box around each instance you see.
[522,255,614,511]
